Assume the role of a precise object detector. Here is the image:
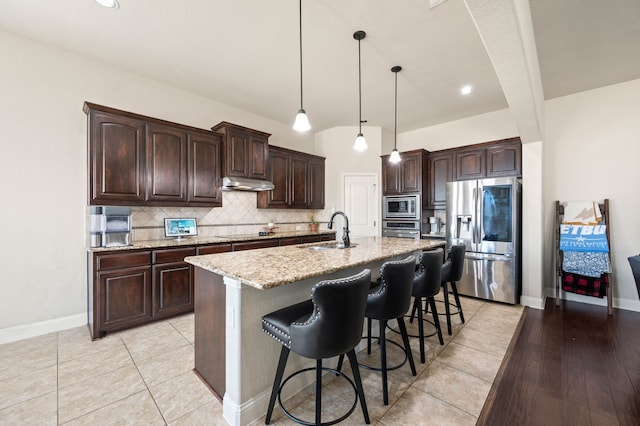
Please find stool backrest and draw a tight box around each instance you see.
[290,269,371,359]
[442,244,466,283]
[413,248,443,298]
[367,256,416,320]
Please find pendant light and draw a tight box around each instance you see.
[292,0,311,131]
[389,66,402,163]
[353,30,368,151]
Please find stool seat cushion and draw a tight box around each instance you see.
[262,300,313,349]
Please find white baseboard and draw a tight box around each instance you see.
[0,313,87,345]
[544,287,640,313]
[519,295,545,310]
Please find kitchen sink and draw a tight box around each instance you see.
[302,242,358,250]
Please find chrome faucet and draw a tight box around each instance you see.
[327,211,350,247]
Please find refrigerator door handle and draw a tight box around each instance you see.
[472,187,477,245]
[466,252,513,262]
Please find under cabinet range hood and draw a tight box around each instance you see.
[222,176,275,191]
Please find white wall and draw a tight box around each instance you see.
[544,79,640,310]
[314,126,382,215]
[0,30,314,335]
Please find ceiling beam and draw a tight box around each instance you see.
[464,0,544,143]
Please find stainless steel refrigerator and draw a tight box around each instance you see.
[445,177,521,304]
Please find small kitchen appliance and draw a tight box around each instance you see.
[88,206,132,247]
[383,195,420,220]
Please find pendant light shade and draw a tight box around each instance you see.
[353,30,368,151]
[292,0,311,132]
[389,65,402,163]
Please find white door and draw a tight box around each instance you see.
[343,174,378,237]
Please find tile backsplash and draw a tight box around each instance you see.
[131,191,327,241]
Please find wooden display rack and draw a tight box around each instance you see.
[554,199,613,315]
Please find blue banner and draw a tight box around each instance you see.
[559,224,609,252]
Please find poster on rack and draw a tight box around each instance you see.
[559,224,609,252]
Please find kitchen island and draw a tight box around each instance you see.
[185,236,445,426]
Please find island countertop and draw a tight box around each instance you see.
[185,236,445,290]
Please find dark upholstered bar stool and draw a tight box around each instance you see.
[441,244,466,335]
[262,269,371,426]
[347,256,417,406]
[409,248,444,363]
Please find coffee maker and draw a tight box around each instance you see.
[88,206,132,248]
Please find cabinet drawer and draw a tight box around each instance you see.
[279,237,301,246]
[232,240,279,251]
[96,251,151,271]
[197,244,233,255]
[153,247,196,264]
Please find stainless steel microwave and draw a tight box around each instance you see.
[383,195,420,219]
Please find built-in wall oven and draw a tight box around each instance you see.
[382,220,421,239]
[383,195,420,220]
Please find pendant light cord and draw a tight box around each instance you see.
[298,0,304,110]
[394,70,398,149]
[358,37,362,133]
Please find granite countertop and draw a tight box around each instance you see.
[185,236,445,290]
[89,230,337,252]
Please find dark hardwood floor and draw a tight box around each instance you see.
[478,298,640,426]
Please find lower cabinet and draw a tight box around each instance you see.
[88,236,333,339]
[90,250,152,339]
[152,247,196,319]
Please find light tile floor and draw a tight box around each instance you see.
[0,295,523,425]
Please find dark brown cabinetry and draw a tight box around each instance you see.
[428,152,454,209]
[211,122,269,180]
[381,150,429,207]
[152,247,196,319]
[188,131,223,205]
[146,123,188,203]
[455,147,486,181]
[89,250,152,339]
[88,235,334,338]
[427,137,521,209]
[486,142,521,177]
[85,102,222,207]
[86,108,146,205]
[258,146,325,209]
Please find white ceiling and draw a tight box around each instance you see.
[1,0,639,134]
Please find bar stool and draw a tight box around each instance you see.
[262,269,371,426]
[341,256,417,406]
[441,244,466,335]
[409,248,444,363]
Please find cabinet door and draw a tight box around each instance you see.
[188,132,222,205]
[146,123,188,203]
[153,262,194,318]
[224,129,249,177]
[258,148,290,208]
[400,153,422,193]
[308,157,325,209]
[88,111,146,204]
[455,148,486,180]
[248,134,268,180]
[382,156,401,195]
[429,152,453,208]
[97,266,152,332]
[290,154,309,208]
[487,143,521,177]
[232,240,280,251]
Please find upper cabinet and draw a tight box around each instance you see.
[427,137,522,209]
[85,102,222,207]
[211,122,269,180]
[381,150,429,204]
[428,151,454,209]
[258,146,325,209]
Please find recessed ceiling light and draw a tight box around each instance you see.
[95,0,119,9]
[460,85,473,95]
